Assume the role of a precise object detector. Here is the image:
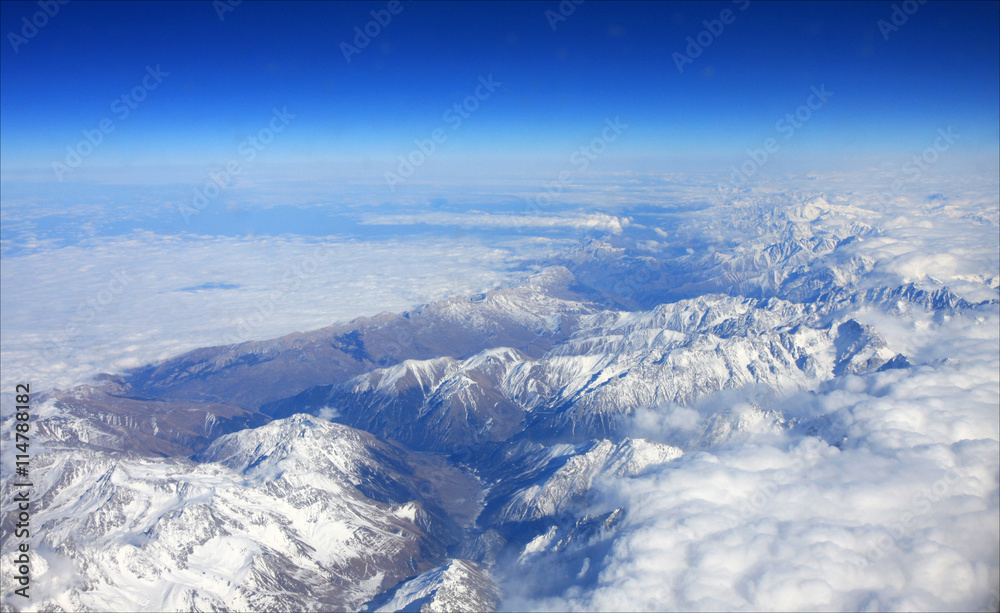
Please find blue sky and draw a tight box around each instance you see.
[1,0,998,182]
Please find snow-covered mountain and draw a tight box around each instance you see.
[2,189,997,612]
[3,415,480,611]
[361,559,501,613]
[263,295,905,447]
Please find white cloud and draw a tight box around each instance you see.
[361,211,632,234]
[0,232,567,390]
[505,310,1000,613]
[317,405,340,421]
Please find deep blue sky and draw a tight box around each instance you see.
[1,0,998,181]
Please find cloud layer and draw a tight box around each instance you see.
[0,232,569,389]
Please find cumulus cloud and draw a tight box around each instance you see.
[317,405,341,421]
[493,170,999,612]
[504,307,1000,613]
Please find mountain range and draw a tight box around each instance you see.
[2,193,997,611]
